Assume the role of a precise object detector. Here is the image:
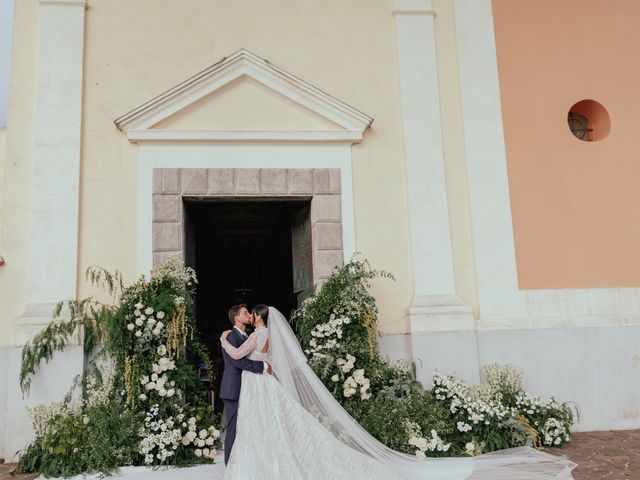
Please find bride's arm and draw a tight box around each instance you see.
[221,332,258,360]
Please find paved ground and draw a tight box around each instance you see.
[1,429,638,479]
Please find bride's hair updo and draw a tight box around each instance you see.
[252,304,269,326]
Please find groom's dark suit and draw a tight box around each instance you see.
[220,327,264,465]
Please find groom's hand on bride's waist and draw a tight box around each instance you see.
[265,362,273,375]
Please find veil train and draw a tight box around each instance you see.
[267,306,576,480]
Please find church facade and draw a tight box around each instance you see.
[1,0,639,461]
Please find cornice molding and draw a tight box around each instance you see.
[125,129,363,144]
[392,10,435,16]
[39,0,87,7]
[114,49,373,145]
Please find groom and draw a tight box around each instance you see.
[220,304,272,465]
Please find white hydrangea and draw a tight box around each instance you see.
[342,367,372,400]
[405,421,450,457]
[180,416,219,460]
[541,417,569,446]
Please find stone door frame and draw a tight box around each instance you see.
[152,167,344,288]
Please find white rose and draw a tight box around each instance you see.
[134,309,141,317]
[145,307,154,315]
[182,436,191,446]
[157,345,167,356]
[135,318,144,326]
[199,429,208,439]
[416,438,428,450]
[127,323,135,331]
[197,439,206,448]
[156,321,164,329]
[135,330,143,337]
[203,448,210,457]
[194,449,202,457]
[82,416,90,425]
[205,437,214,446]
[157,311,165,319]
[151,373,159,382]
[186,431,197,442]
[146,382,156,390]
[135,302,143,309]
[158,388,167,397]
[140,375,149,385]
[139,394,147,401]
[167,389,175,397]
[331,374,339,382]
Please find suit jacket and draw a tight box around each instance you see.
[219,328,264,401]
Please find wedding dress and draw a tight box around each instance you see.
[221,307,576,480]
[222,325,401,479]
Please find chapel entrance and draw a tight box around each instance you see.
[183,198,313,412]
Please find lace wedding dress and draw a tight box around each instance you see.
[222,326,400,479]
[220,307,576,480]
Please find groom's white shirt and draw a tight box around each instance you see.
[233,326,268,373]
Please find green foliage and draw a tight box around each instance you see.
[292,254,575,458]
[15,395,142,478]
[16,257,223,477]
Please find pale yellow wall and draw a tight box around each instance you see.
[77,0,414,333]
[0,0,38,346]
[432,0,479,318]
[0,0,480,344]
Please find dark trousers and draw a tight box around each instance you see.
[222,398,239,465]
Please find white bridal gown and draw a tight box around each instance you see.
[222,326,401,480]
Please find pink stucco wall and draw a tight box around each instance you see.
[492,0,640,288]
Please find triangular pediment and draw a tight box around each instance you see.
[152,76,343,131]
[114,49,373,144]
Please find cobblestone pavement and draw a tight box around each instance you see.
[1,429,638,479]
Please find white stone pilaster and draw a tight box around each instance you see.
[4,0,86,462]
[12,0,86,339]
[393,0,474,332]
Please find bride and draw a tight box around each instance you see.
[220,305,576,480]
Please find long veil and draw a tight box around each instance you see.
[267,306,576,480]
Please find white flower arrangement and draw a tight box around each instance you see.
[303,314,350,361]
[336,354,356,373]
[138,404,183,464]
[27,402,67,438]
[180,415,220,460]
[433,372,514,427]
[405,420,450,458]
[541,417,570,446]
[140,371,176,398]
[342,368,372,400]
[464,441,484,456]
[127,303,167,342]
